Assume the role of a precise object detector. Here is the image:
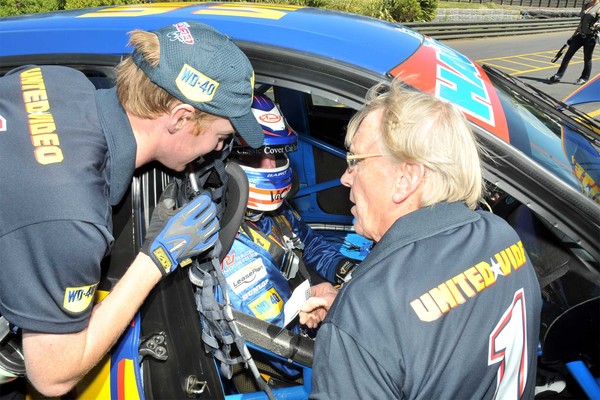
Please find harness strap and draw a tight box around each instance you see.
[241,221,286,266]
[190,256,275,400]
[271,212,316,288]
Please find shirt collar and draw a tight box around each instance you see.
[354,202,479,277]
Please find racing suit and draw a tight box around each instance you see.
[311,202,542,399]
[217,204,357,328]
[0,65,135,334]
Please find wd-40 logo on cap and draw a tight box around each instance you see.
[63,283,98,313]
[176,64,219,103]
[168,22,195,45]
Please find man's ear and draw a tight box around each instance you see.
[392,163,424,204]
[168,103,196,134]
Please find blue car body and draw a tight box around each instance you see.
[0,3,420,75]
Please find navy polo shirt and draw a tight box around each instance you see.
[0,65,136,333]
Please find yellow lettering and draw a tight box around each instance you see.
[21,68,64,165]
[464,266,485,292]
[452,273,476,298]
[495,251,513,276]
[78,4,182,18]
[412,240,532,321]
[28,113,54,122]
[194,4,294,20]
[22,82,46,90]
[445,278,466,305]
[25,100,50,113]
[35,146,64,164]
[29,113,56,134]
[32,133,60,147]
[511,242,525,270]
[20,67,42,80]
[23,89,47,103]
[429,282,458,313]
[410,294,443,322]
[30,122,56,135]
[475,261,496,287]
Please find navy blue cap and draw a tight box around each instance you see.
[132,22,263,148]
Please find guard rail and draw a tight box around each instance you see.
[403,17,578,40]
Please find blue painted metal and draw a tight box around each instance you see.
[295,179,341,198]
[289,135,352,224]
[0,2,422,76]
[225,385,307,400]
[563,72,600,106]
[110,312,145,400]
[566,360,600,400]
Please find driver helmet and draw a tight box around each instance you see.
[232,94,297,214]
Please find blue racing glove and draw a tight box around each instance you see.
[141,182,219,276]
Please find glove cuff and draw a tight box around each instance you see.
[143,244,177,276]
[335,258,358,284]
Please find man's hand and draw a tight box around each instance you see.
[141,182,219,276]
[299,282,339,329]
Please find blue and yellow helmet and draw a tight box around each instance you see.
[233,94,297,212]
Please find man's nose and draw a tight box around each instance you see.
[340,168,353,187]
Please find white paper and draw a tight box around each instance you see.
[282,279,311,328]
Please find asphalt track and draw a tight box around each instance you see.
[443,31,600,117]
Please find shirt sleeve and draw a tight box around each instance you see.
[284,207,356,283]
[0,220,112,333]
[311,322,400,399]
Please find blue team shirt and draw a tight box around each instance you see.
[0,66,135,333]
[312,202,542,399]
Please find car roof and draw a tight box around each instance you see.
[0,2,511,141]
[0,2,422,76]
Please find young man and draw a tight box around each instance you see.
[0,21,262,396]
[303,82,542,399]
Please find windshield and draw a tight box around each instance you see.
[486,71,600,205]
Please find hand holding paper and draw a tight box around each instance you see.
[299,282,339,329]
[282,279,312,328]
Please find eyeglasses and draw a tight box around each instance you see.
[346,152,384,170]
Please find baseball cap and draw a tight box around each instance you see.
[132,21,263,148]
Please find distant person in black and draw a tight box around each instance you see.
[549,0,600,85]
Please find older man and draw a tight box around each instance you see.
[305,81,542,399]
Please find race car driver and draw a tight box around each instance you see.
[217,95,359,327]
[208,95,359,385]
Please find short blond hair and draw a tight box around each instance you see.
[346,80,483,209]
[116,29,217,135]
